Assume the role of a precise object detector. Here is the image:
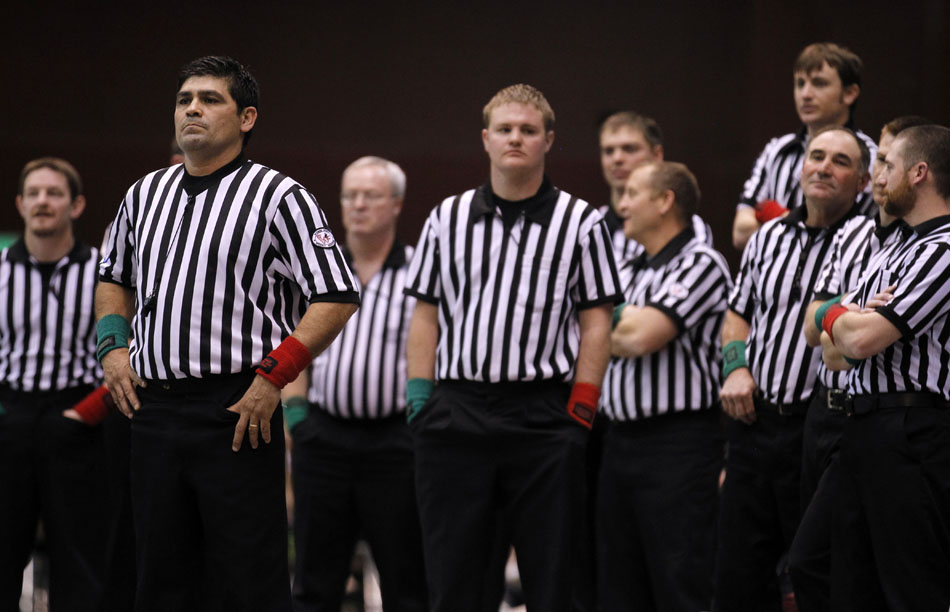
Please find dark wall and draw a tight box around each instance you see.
[3,1,948,269]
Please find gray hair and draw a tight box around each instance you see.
[343,156,407,199]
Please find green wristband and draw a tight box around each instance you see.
[96,314,131,363]
[612,302,628,330]
[844,355,861,367]
[722,340,748,379]
[814,295,843,333]
[282,396,309,432]
[406,378,434,423]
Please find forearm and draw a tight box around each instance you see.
[95,281,135,321]
[721,309,751,346]
[803,300,823,347]
[610,305,678,358]
[732,207,759,252]
[291,301,358,357]
[407,301,439,381]
[829,310,900,360]
[576,304,612,387]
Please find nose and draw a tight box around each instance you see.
[185,98,202,116]
[799,82,814,100]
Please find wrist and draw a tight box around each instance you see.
[612,302,627,330]
[814,295,843,332]
[567,382,600,429]
[722,339,748,379]
[254,336,312,390]
[282,396,309,432]
[821,304,849,345]
[406,378,434,423]
[72,386,114,425]
[754,200,788,224]
[96,314,131,363]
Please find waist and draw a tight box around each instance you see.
[845,391,950,416]
[141,371,256,396]
[754,395,809,417]
[815,384,847,413]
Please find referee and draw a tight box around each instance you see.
[1,158,117,610]
[819,124,950,611]
[404,84,621,612]
[284,156,426,611]
[597,161,730,611]
[96,56,359,611]
[717,126,869,610]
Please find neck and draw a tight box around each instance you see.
[636,219,684,257]
[184,142,243,177]
[877,204,897,227]
[805,199,851,228]
[490,167,544,201]
[25,230,75,263]
[610,186,623,209]
[347,229,395,284]
[902,193,950,227]
[805,113,849,138]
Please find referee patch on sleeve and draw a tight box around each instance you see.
[667,283,689,299]
[311,228,337,248]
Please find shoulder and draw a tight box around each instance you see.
[759,131,802,157]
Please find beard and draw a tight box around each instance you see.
[882,177,915,217]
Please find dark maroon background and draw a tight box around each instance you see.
[3,1,948,269]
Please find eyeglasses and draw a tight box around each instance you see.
[340,191,391,205]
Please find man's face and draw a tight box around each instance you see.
[878,139,916,218]
[15,167,83,238]
[340,165,401,237]
[793,62,858,129]
[482,102,553,176]
[175,75,253,157]
[801,129,868,212]
[616,164,662,241]
[600,126,661,195]
[871,130,895,206]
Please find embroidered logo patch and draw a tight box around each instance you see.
[668,283,689,299]
[311,227,336,248]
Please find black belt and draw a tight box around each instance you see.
[754,396,809,416]
[142,371,254,395]
[845,392,950,416]
[816,385,847,413]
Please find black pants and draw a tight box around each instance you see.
[411,381,587,612]
[291,408,427,612]
[787,387,847,612]
[832,405,950,611]
[0,384,111,612]
[131,373,291,612]
[596,408,724,612]
[715,407,804,612]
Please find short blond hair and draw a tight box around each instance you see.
[482,84,555,132]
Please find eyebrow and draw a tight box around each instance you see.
[177,89,226,98]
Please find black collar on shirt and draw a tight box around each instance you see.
[6,237,93,265]
[781,200,859,235]
[602,205,623,233]
[469,177,558,227]
[341,239,406,270]
[872,211,904,242]
[180,153,246,196]
[910,214,950,237]
[793,119,860,148]
[642,227,695,270]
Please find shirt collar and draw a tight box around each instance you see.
[341,239,407,271]
[181,153,246,196]
[602,205,623,233]
[873,212,903,242]
[781,200,859,235]
[5,237,92,265]
[910,214,950,237]
[469,177,558,227]
[644,226,695,269]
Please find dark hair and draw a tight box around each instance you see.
[599,111,663,149]
[644,160,700,223]
[810,125,871,175]
[18,157,82,200]
[897,125,950,199]
[794,42,862,89]
[883,115,932,137]
[177,56,259,146]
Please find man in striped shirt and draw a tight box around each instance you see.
[404,84,622,612]
[598,160,730,611]
[819,124,950,611]
[718,126,870,610]
[283,157,426,612]
[96,56,359,611]
[732,42,877,251]
[1,158,118,610]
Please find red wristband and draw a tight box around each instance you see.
[821,304,849,344]
[755,200,789,224]
[255,336,312,389]
[73,386,114,425]
[567,382,600,430]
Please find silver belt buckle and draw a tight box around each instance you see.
[827,389,846,412]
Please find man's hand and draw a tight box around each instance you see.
[227,375,281,451]
[63,409,83,422]
[102,348,145,417]
[862,284,896,312]
[721,368,757,425]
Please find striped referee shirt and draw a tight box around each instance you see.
[843,215,950,399]
[812,213,904,391]
[729,204,857,405]
[100,155,360,380]
[404,179,622,383]
[0,240,101,392]
[738,126,877,217]
[601,228,731,421]
[308,242,414,418]
[600,205,712,265]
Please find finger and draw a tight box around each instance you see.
[110,384,134,418]
[131,371,147,388]
[260,415,272,445]
[739,395,756,424]
[232,413,249,452]
[248,419,260,449]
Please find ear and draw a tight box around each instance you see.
[909,161,929,187]
[392,196,404,217]
[652,144,665,161]
[856,171,871,195]
[240,106,258,134]
[69,195,86,220]
[841,83,860,107]
[544,130,555,153]
[15,195,25,220]
[482,128,489,153]
[657,189,676,216]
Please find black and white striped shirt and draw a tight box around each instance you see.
[601,229,731,421]
[729,205,857,405]
[600,205,713,265]
[405,179,622,383]
[0,240,101,392]
[813,214,904,391]
[308,242,414,418]
[738,127,877,217]
[843,215,950,399]
[100,156,360,380]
